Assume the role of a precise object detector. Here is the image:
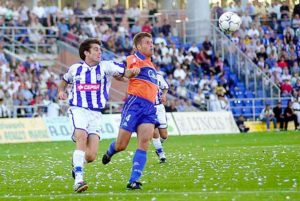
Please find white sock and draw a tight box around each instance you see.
[73,150,85,184]
[152,138,163,150]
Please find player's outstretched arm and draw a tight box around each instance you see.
[58,79,68,100]
[124,67,140,78]
[114,76,129,82]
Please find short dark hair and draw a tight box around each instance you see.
[133,32,152,49]
[79,38,101,60]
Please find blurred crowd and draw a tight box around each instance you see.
[212,1,300,98]
[1,0,300,118]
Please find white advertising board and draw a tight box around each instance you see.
[171,112,240,135]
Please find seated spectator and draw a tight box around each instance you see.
[160,43,169,56]
[184,52,194,64]
[292,97,300,126]
[173,63,186,80]
[273,101,284,130]
[154,33,167,46]
[280,3,290,19]
[86,4,98,17]
[188,43,200,55]
[193,89,206,111]
[62,3,74,16]
[165,100,177,112]
[160,18,171,37]
[130,21,141,36]
[127,4,141,23]
[236,115,250,133]
[280,79,293,96]
[141,21,152,33]
[281,67,292,82]
[185,100,197,112]
[283,100,299,130]
[176,80,187,98]
[215,83,226,97]
[292,14,300,30]
[260,104,278,131]
[161,52,172,66]
[73,2,83,15]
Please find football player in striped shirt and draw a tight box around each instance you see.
[58,38,139,193]
[102,32,158,190]
[152,69,169,163]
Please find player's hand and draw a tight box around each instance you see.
[131,67,140,76]
[58,91,68,100]
[161,94,167,103]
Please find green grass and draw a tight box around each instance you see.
[0,132,300,201]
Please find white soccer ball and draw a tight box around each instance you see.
[218,12,241,34]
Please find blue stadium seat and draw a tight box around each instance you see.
[255,100,263,106]
[183,43,192,51]
[242,108,253,118]
[245,91,254,98]
[232,108,242,116]
[234,100,243,106]
[281,99,289,107]
[170,36,180,44]
[256,90,264,97]
[243,100,252,106]
[196,42,202,49]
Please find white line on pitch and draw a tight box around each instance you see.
[0,190,299,199]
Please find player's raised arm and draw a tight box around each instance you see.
[114,76,129,82]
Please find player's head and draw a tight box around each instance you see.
[79,38,102,64]
[133,32,153,57]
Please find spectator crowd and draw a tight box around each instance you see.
[1,0,300,121]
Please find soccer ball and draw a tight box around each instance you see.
[218,12,241,34]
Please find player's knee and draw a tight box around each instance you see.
[85,153,97,163]
[115,143,127,152]
[74,130,88,143]
[159,129,168,139]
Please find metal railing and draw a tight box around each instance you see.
[210,23,281,99]
[228,97,291,120]
[0,26,58,54]
[180,19,281,99]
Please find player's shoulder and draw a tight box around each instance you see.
[100,60,125,68]
[126,55,138,64]
[69,61,84,69]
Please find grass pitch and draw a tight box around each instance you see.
[0,132,300,201]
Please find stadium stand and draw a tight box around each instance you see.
[0,0,299,127]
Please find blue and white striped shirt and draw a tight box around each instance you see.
[155,72,169,105]
[63,61,125,110]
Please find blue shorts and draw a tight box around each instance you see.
[120,95,157,133]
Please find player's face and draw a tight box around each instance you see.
[85,43,102,65]
[138,37,153,57]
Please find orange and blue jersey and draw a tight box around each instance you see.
[119,51,159,132]
[126,51,158,103]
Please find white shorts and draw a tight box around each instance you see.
[68,106,102,141]
[155,104,167,129]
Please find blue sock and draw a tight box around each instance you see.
[129,149,147,183]
[107,141,117,157]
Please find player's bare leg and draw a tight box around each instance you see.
[152,128,166,163]
[102,129,131,164]
[159,128,168,143]
[72,129,88,193]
